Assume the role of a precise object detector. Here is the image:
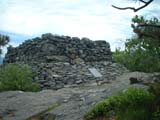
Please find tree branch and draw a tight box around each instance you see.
[139,0,147,4]
[131,24,160,39]
[112,0,154,12]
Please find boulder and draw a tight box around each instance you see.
[117,72,160,85]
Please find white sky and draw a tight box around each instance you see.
[0,0,159,51]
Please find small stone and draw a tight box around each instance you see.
[63,99,68,103]
[80,97,85,101]
[52,74,60,78]
[76,80,83,84]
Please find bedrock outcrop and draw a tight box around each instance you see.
[0,75,131,120]
[1,72,159,120]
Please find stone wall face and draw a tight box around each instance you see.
[4,33,128,90]
[4,33,112,63]
[31,61,127,90]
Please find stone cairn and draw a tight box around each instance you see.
[4,33,128,90]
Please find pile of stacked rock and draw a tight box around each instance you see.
[4,33,128,89]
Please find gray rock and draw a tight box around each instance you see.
[0,75,132,120]
[88,68,102,78]
[1,71,158,120]
[117,72,160,85]
[76,80,83,84]
[4,33,112,63]
[3,33,128,90]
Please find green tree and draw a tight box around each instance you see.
[114,15,160,72]
[0,34,10,55]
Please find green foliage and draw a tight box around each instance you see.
[109,87,154,108]
[113,47,160,72]
[0,64,41,92]
[84,87,155,120]
[113,15,160,72]
[84,100,114,120]
[149,82,160,98]
[149,82,160,120]
[117,109,149,120]
[110,87,154,120]
[152,108,160,120]
[0,34,10,54]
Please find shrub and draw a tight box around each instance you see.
[109,87,155,120]
[149,82,160,98]
[152,108,160,120]
[84,87,155,120]
[113,48,160,72]
[84,100,114,120]
[149,82,160,120]
[0,64,40,92]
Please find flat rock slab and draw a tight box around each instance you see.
[0,72,137,120]
[0,90,68,120]
[88,68,102,78]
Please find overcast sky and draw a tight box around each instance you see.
[0,0,159,50]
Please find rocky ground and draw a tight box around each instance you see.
[1,72,158,120]
[1,34,160,120]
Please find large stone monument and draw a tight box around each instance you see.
[4,33,127,90]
